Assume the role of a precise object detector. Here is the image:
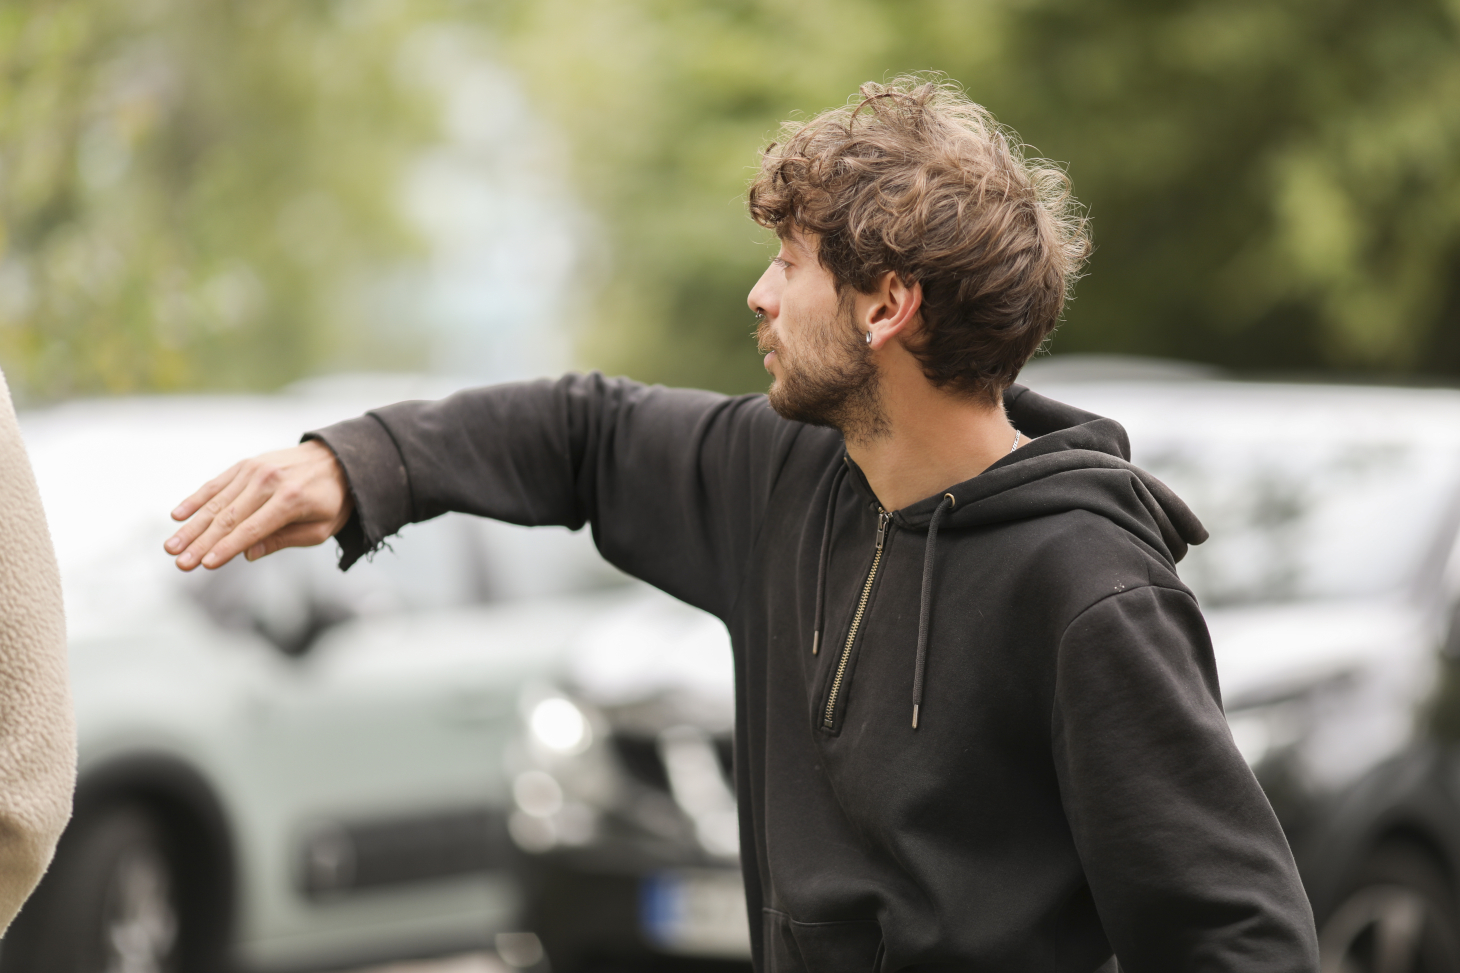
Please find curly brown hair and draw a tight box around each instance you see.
[747,76,1091,404]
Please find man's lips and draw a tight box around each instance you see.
[755,318,778,372]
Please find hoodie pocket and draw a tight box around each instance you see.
[763,908,884,973]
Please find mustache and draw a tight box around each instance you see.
[755,318,779,355]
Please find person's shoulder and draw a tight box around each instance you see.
[998,506,1192,613]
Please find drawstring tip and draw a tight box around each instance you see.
[811,631,820,656]
[911,704,920,729]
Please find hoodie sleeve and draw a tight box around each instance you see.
[306,372,790,619]
[1051,584,1318,973]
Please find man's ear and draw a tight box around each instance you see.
[862,271,923,351]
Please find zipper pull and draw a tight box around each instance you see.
[875,509,888,551]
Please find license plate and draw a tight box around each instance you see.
[640,868,752,958]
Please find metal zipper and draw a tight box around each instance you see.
[822,508,889,730]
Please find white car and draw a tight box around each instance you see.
[0,379,675,973]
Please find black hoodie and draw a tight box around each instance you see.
[309,373,1319,973]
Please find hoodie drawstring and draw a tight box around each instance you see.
[812,460,851,656]
[912,492,955,729]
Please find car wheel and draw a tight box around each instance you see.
[1319,843,1460,973]
[1,804,180,973]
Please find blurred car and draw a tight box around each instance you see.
[503,362,1460,973]
[504,591,746,973]
[22,365,1460,973]
[1030,367,1460,973]
[0,378,638,973]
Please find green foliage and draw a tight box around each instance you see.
[982,0,1460,375]
[0,0,438,401]
[494,0,910,393]
[5,0,1456,400]
[496,0,1460,390]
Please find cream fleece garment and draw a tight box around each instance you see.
[0,370,74,932]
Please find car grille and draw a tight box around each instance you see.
[610,733,735,793]
[298,807,511,897]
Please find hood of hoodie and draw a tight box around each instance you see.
[844,383,1209,565]
[814,383,1212,736]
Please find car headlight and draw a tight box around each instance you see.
[529,696,592,755]
[513,770,564,818]
[509,769,599,853]
[1227,705,1293,767]
[1225,668,1360,768]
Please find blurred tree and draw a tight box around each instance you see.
[977,0,1460,376]
[8,0,1454,399]
[494,0,1460,389]
[494,0,908,393]
[0,0,438,401]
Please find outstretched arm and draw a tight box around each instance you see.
[167,373,796,619]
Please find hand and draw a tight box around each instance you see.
[165,440,356,571]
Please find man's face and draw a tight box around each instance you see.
[747,231,884,440]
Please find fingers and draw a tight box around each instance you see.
[191,494,306,569]
[170,461,243,523]
[246,521,338,562]
[171,471,280,570]
[164,466,257,561]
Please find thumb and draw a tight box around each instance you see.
[244,522,337,561]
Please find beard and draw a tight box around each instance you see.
[756,296,887,444]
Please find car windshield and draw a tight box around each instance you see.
[1036,382,1460,608]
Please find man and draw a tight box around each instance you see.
[166,78,1318,971]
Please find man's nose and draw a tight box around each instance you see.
[747,266,778,319]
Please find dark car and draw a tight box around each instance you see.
[503,587,747,973]
[1025,366,1460,973]
[507,364,1460,973]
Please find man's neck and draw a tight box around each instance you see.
[844,358,1018,513]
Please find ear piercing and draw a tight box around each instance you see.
[865,331,873,345]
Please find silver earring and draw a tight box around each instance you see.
[865,331,873,345]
